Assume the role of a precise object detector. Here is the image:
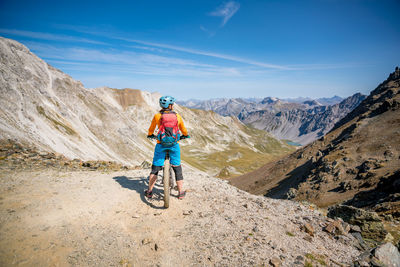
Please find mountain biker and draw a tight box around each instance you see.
[145,96,189,200]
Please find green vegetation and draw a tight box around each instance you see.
[305,253,326,266]
[285,231,295,237]
[118,259,132,267]
[182,143,276,177]
[181,125,294,178]
[36,106,78,136]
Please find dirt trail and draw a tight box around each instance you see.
[0,167,359,266]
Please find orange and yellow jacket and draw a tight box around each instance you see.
[148,110,188,143]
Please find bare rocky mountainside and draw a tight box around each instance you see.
[178,94,365,145]
[231,67,400,248]
[0,37,293,178]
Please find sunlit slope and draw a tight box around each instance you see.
[0,36,294,176]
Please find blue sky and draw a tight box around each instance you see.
[0,0,399,100]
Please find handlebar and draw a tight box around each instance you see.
[147,134,190,141]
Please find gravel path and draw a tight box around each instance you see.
[0,167,359,266]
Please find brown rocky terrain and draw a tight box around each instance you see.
[0,153,372,266]
[1,140,378,266]
[231,68,400,246]
[0,139,135,172]
[2,141,399,266]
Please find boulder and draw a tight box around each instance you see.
[323,220,348,236]
[286,188,297,199]
[373,242,400,267]
[269,256,281,267]
[328,205,387,243]
[302,223,314,236]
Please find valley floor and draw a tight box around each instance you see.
[0,167,359,266]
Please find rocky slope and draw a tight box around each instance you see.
[0,162,364,266]
[230,68,400,226]
[0,37,293,177]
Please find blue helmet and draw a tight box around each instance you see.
[159,96,175,108]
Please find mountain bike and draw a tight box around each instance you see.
[148,135,189,208]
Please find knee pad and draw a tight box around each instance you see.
[172,165,183,181]
[150,165,162,175]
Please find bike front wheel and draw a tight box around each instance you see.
[163,158,170,208]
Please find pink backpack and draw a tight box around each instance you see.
[157,110,181,147]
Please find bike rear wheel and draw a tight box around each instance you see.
[163,158,170,208]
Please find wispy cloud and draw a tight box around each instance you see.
[209,1,240,27]
[7,27,359,74]
[0,28,106,45]
[286,63,366,71]
[25,42,242,78]
[50,26,289,69]
[200,25,216,38]
[106,36,289,70]
[128,45,166,53]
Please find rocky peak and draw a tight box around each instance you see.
[388,66,400,80]
[332,67,400,131]
[303,100,321,106]
[371,66,400,96]
[261,97,278,104]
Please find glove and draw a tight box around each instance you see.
[147,134,156,140]
[180,135,190,139]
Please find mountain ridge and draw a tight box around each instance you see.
[0,36,292,177]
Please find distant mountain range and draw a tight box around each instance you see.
[178,95,344,108]
[178,94,365,145]
[240,93,366,145]
[283,95,344,106]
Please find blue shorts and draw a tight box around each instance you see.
[152,143,181,166]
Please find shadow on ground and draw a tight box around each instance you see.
[113,175,168,209]
[264,159,313,199]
